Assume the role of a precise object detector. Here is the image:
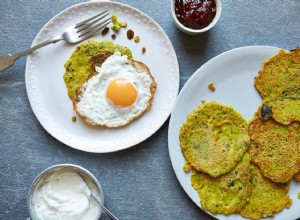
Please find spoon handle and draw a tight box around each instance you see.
[90,193,119,220]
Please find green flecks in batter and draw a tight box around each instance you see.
[239,165,292,219]
[191,153,253,215]
[179,102,250,177]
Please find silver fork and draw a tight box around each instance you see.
[0,11,111,72]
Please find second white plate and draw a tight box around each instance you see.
[168,46,300,220]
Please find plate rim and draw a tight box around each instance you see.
[25,1,179,153]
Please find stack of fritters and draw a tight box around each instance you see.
[180,102,254,215]
[241,48,300,219]
[191,153,253,215]
[252,48,300,183]
[179,48,300,219]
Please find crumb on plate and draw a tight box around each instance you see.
[134,36,140,43]
[111,15,127,31]
[183,162,191,172]
[208,82,215,92]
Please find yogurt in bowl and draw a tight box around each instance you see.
[28,164,103,220]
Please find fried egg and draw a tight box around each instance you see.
[73,52,156,128]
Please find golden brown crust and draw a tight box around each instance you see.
[90,51,114,70]
[73,58,156,128]
[131,59,157,113]
[294,171,300,181]
[248,117,300,183]
[239,165,292,219]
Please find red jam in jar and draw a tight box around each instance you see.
[175,0,216,29]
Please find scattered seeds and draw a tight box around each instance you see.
[134,36,140,43]
[72,116,76,122]
[127,29,134,40]
[101,27,109,36]
[111,15,127,31]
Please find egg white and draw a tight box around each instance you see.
[75,52,153,127]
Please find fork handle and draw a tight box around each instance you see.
[0,36,63,72]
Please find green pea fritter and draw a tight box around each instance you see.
[239,165,292,219]
[255,49,300,99]
[254,48,300,124]
[259,99,300,125]
[191,153,253,215]
[64,40,132,99]
[179,102,250,177]
[248,117,300,183]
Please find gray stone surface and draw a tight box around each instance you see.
[0,0,299,219]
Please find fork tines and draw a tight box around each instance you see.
[76,11,111,39]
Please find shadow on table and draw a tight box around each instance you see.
[174,28,211,55]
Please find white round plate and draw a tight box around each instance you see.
[25,1,179,153]
[168,46,300,220]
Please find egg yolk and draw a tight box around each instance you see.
[106,78,138,107]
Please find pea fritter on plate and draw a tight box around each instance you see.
[254,48,300,124]
[239,165,292,219]
[179,102,250,177]
[259,99,300,125]
[248,117,300,183]
[64,40,132,99]
[191,153,253,215]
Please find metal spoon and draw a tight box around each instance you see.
[88,193,119,220]
[79,173,119,220]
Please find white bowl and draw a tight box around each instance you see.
[171,0,222,35]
